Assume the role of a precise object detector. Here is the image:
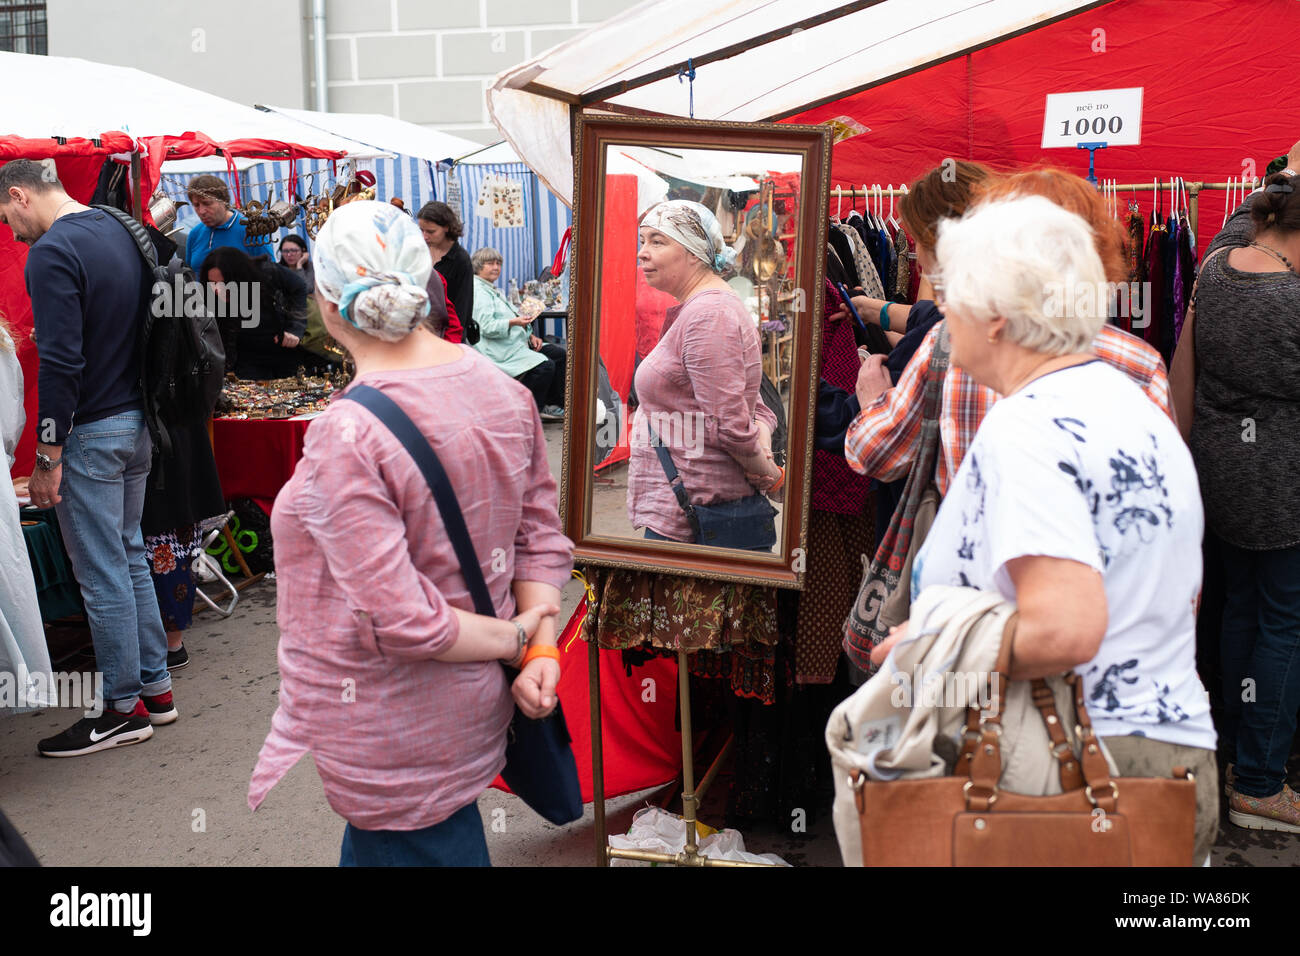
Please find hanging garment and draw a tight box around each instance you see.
[1172,215,1197,347]
[835,223,885,299]
[863,221,884,285]
[1,335,55,715]
[1161,215,1180,364]
[908,253,923,303]
[893,228,912,303]
[814,278,878,513]
[1124,208,1147,335]
[872,222,891,291]
[795,510,873,684]
[828,226,862,290]
[846,208,871,245]
[1143,214,1167,360]
[883,222,899,299]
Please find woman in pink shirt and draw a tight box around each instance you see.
[247,201,574,866]
[627,200,784,549]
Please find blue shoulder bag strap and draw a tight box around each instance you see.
[340,383,494,617]
[343,384,583,827]
[646,423,701,538]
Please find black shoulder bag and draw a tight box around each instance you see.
[340,384,583,826]
[647,425,777,551]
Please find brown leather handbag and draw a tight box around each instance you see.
[849,669,1198,867]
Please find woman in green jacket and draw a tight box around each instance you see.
[471,247,565,420]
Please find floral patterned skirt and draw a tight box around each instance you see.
[144,521,211,632]
[584,566,780,704]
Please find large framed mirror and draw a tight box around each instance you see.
[562,114,831,588]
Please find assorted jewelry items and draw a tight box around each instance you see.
[214,371,345,420]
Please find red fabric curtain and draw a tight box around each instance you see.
[594,174,639,471]
[491,634,682,804]
[787,0,1300,256]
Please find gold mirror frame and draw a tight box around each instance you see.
[561,113,831,589]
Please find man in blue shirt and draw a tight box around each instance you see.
[183,174,263,271]
[0,159,176,755]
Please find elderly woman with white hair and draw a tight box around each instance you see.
[871,195,1219,864]
[248,201,574,866]
[471,246,566,420]
[628,200,784,549]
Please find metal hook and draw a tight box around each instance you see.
[677,57,696,119]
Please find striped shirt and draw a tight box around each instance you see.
[844,322,1172,495]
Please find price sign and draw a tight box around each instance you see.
[1041,87,1143,148]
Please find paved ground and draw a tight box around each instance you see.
[2,420,1297,866]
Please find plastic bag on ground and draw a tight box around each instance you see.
[608,806,790,867]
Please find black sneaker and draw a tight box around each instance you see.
[37,702,154,757]
[141,690,178,726]
[167,644,189,671]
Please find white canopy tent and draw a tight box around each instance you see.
[0,51,377,157]
[488,0,1106,203]
[256,105,479,164]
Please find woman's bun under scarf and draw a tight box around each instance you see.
[314,200,432,342]
[640,200,738,274]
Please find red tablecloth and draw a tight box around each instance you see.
[211,417,313,515]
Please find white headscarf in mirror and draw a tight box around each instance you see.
[313,200,432,342]
[640,200,737,274]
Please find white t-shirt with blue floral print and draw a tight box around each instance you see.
[913,361,1215,750]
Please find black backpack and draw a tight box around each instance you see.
[94,206,226,459]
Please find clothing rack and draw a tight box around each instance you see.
[829,179,1260,237]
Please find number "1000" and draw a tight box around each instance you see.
[1062,116,1123,137]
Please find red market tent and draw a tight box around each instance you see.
[491,0,1300,256]
[0,51,367,478]
[485,0,1300,801]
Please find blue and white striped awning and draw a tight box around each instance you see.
[160,153,571,295]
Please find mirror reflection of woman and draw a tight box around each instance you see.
[628,200,783,548]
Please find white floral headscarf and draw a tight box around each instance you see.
[313,200,432,342]
[639,200,737,274]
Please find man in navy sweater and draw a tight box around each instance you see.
[0,159,176,756]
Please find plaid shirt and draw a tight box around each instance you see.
[845,322,1172,495]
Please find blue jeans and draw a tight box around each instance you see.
[1218,541,1300,798]
[339,802,491,867]
[645,527,773,553]
[55,412,170,712]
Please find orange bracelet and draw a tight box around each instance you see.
[521,644,561,667]
[769,466,786,494]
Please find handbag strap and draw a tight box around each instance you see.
[340,383,495,618]
[1068,671,1118,811]
[920,323,950,425]
[962,659,1117,811]
[1030,678,1085,792]
[645,423,702,538]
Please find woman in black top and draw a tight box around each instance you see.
[417,201,475,340]
[277,234,315,290]
[1188,152,1300,833]
[199,247,309,380]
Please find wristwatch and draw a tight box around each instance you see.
[35,451,62,471]
[508,621,527,664]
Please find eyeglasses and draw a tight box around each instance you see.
[929,274,946,307]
